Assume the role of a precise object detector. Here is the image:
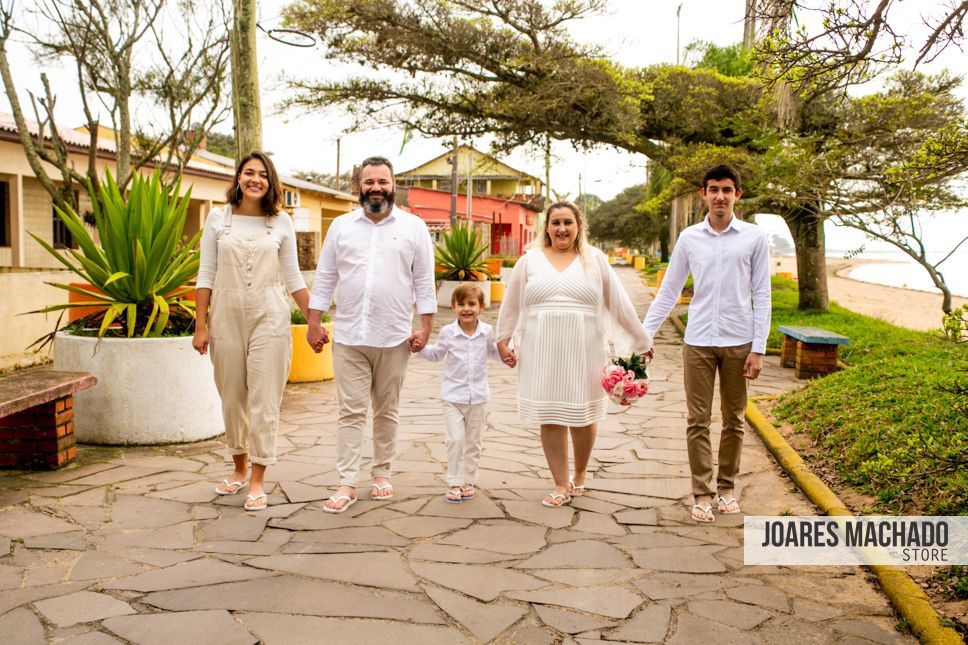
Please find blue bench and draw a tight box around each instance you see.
[777,325,849,379]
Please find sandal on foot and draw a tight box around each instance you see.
[460,484,475,500]
[569,480,586,497]
[691,503,715,523]
[323,495,357,514]
[718,496,741,515]
[244,493,267,511]
[214,479,246,495]
[541,492,572,508]
[445,488,463,504]
[371,483,394,501]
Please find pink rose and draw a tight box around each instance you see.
[637,381,650,397]
[623,382,638,399]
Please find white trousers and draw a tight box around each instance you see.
[441,400,487,487]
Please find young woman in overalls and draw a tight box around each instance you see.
[192,151,311,511]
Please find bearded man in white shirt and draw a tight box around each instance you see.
[642,165,771,524]
[306,156,436,513]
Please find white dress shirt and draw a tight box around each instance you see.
[643,214,771,354]
[419,320,500,404]
[310,206,437,347]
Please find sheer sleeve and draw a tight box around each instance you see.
[596,250,652,355]
[495,253,529,346]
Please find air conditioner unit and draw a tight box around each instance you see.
[284,190,300,208]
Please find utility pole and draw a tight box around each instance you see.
[544,136,551,204]
[465,147,473,225]
[335,137,341,191]
[449,137,459,229]
[676,3,683,65]
[231,0,262,160]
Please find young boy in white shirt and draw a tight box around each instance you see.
[419,283,516,503]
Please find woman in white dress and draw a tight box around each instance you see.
[496,202,652,507]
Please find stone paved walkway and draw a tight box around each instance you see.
[0,268,912,644]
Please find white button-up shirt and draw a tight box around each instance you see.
[643,214,771,353]
[419,320,500,404]
[309,206,436,347]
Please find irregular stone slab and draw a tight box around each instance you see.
[102,523,195,550]
[507,587,642,619]
[410,561,545,601]
[279,481,331,503]
[725,584,790,612]
[687,599,771,630]
[831,619,908,644]
[104,558,270,592]
[23,531,86,550]
[0,582,86,616]
[289,527,408,547]
[408,544,521,564]
[246,552,419,591]
[385,498,427,514]
[417,494,504,519]
[633,573,722,600]
[55,487,108,507]
[239,612,470,645]
[103,610,256,645]
[516,541,631,569]
[608,532,706,549]
[791,598,846,622]
[34,590,135,627]
[198,516,268,543]
[99,546,199,567]
[588,477,691,499]
[70,466,164,487]
[194,541,285,556]
[268,506,401,530]
[69,551,146,581]
[529,568,645,587]
[0,508,78,539]
[282,543,389,555]
[438,521,547,555]
[668,614,757,645]
[566,495,626,514]
[755,616,839,645]
[613,509,658,526]
[0,538,10,555]
[605,604,672,642]
[0,564,23,590]
[631,547,727,573]
[501,501,575,529]
[571,512,626,536]
[147,481,218,504]
[143,576,445,624]
[0,607,45,645]
[383,516,471,538]
[57,633,126,645]
[109,496,191,530]
[533,605,616,635]
[109,455,206,473]
[25,463,119,484]
[424,585,527,641]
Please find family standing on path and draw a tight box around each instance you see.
[193,154,771,524]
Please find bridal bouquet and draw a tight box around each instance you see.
[601,353,650,407]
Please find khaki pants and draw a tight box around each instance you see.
[333,341,411,487]
[441,401,487,487]
[682,342,750,500]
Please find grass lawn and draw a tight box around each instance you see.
[766,277,967,517]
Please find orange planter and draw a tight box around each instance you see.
[66,282,196,323]
[485,257,502,278]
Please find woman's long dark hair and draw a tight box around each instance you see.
[226,151,282,217]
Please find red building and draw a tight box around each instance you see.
[397,186,539,256]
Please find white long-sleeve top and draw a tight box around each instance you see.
[419,320,500,404]
[196,206,306,293]
[642,214,771,354]
[309,206,436,348]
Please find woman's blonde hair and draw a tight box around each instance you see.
[531,200,589,256]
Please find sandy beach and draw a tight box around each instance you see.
[774,256,965,332]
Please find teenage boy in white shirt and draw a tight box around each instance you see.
[419,283,516,503]
[642,164,771,524]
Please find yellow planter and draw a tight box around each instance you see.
[777,271,794,281]
[288,322,334,383]
[655,268,667,288]
[633,256,646,270]
[490,281,505,304]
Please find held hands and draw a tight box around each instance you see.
[497,343,517,368]
[408,327,430,353]
[192,328,209,356]
[306,323,330,354]
[743,352,763,380]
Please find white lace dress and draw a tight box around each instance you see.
[496,248,652,427]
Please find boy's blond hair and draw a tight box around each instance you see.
[452,283,486,308]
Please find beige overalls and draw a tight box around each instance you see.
[208,208,291,466]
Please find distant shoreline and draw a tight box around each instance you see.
[773,255,965,331]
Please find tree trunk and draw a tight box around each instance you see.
[783,205,829,310]
[231,0,262,159]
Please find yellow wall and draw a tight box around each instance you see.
[0,269,77,371]
[398,146,543,196]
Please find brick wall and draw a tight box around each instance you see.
[0,394,77,470]
[795,342,839,379]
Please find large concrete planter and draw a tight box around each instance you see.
[53,333,223,445]
[437,279,490,307]
[289,322,335,382]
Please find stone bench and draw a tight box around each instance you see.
[777,325,850,379]
[0,368,97,470]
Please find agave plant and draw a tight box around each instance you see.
[29,169,200,338]
[435,225,490,281]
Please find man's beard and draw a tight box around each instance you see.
[360,189,395,215]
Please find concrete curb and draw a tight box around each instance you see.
[660,300,961,643]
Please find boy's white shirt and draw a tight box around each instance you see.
[419,319,501,404]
